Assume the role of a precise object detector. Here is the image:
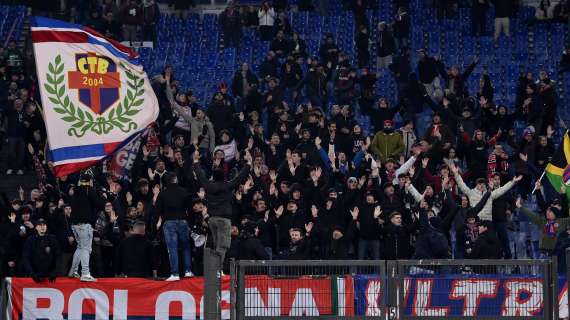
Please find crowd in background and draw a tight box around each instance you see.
[0,0,570,282]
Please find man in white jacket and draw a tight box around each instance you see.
[258,1,275,41]
[450,162,522,221]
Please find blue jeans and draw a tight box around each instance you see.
[163,220,192,275]
[357,239,381,260]
[70,224,93,276]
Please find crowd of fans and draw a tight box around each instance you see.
[0,0,569,282]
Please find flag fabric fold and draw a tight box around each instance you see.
[546,130,570,201]
[31,16,159,177]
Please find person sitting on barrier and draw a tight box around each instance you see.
[191,149,252,269]
[516,196,570,257]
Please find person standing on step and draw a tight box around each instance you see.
[68,173,105,282]
[154,172,194,281]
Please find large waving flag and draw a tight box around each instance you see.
[32,17,159,177]
[546,130,570,201]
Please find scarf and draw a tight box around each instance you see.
[544,220,558,238]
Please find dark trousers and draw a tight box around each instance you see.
[472,7,487,36]
[6,136,25,170]
[357,239,381,260]
[224,29,241,48]
[259,25,274,41]
[163,220,192,275]
[493,221,512,259]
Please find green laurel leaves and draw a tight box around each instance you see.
[44,54,145,137]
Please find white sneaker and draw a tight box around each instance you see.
[6,169,12,175]
[68,272,80,279]
[16,170,23,175]
[165,275,180,281]
[80,274,97,282]
[184,271,194,278]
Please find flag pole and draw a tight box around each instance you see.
[531,170,546,194]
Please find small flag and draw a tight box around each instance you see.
[546,130,570,201]
[31,17,159,177]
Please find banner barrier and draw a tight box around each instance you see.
[5,274,568,319]
[5,276,353,319]
[354,274,568,318]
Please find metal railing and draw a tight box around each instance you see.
[231,259,556,320]
[395,259,555,320]
[232,260,386,320]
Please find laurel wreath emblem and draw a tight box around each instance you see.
[44,54,145,137]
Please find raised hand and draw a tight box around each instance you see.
[153,184,161,196]
[449,162,459,174]
[358,176,367,188]
[244,176,254,192]
[247,137,254,150]
[373,206,382,219]
[350,206,359,220]
[305,222,314,234]
[197,188,206,199]
[421,157,429,168]
[519,153,528,162]
[275,205,284,218]
[142,145,150,159]
[269,170,278,183]
[126,192,133,205]
[547,125,555,138]
[513,175,523,183]
[192,150,201,163]
[515,196,523,209]
[243,150,253,165]
[315,136,322,148]
[441,176,449,189]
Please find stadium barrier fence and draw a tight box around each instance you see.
[231,258,557,320]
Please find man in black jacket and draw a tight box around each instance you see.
[192,150,251,267]
[381,212,417,259]
[467,220,502,259]
[155,172,193,281]
[238,221,270,260]
[490,173,514,259]
[22,219,60,283]
[116,220,153,277]
[417,49,443,101]
[68,173,105,282]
